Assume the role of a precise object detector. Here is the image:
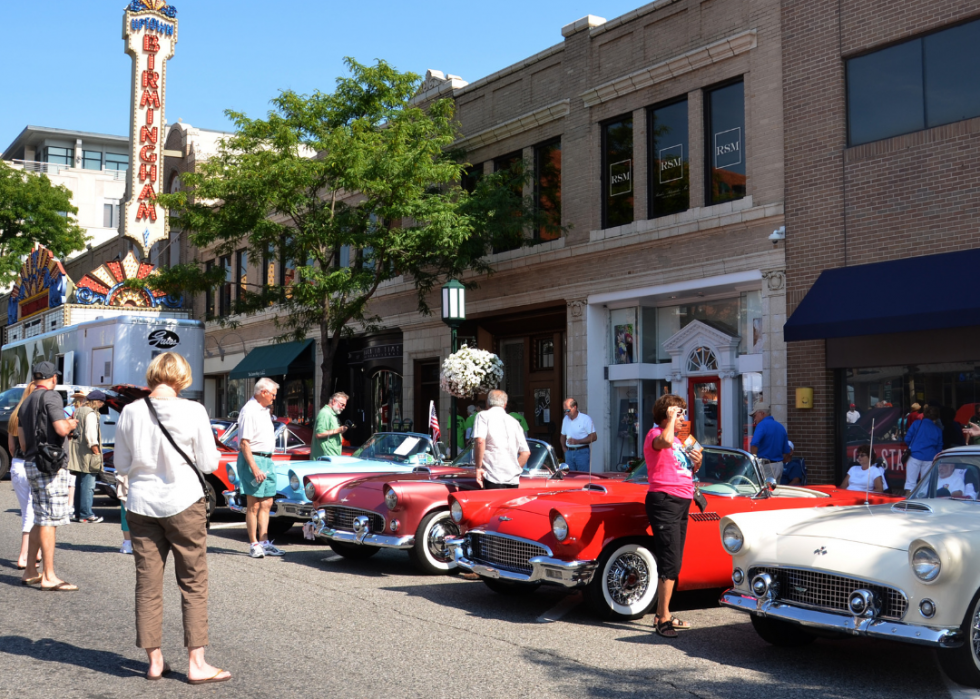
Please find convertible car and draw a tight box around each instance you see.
[307,439,627,573]
[446,446,903,620]
[224,432,449,536]
[719,446,980,688]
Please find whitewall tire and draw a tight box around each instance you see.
[586,541,659,620]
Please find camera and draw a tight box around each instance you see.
[343,419,356,430]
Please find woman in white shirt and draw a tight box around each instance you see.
[840,444,886,492]
[114,352,229,685]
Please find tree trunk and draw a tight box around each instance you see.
[319,320,335,408]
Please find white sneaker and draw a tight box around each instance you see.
[249,543,265,558]
[261,540,285,557]
[119,541,133,554]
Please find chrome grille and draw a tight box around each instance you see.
[750,566,907,620]
[470,533,548,575]
[321,506,385,534]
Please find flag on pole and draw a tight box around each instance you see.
[429,400,441,441]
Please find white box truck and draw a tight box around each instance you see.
[0,315,205,399]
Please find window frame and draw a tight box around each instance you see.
[703,77,747,207]
[105,153,129,171]
[533,138,562,242]
[600,114,635,230]
[82,150,102,171]
[647,95,690,219]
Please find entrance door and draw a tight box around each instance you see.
[688,377,720,446]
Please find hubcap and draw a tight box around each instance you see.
[606,552,650,607]
[972,603,980,662]
[427,519,460,563]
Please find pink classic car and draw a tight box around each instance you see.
[306,439,627,574]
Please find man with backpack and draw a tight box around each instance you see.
[18,362,79,591]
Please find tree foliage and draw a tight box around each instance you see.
[155,58,555,404]
[0,161,87,285]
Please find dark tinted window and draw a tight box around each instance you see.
[705,82,746,205]
[534,140,561,241]
[847,41,924,146]
[649,99,689,217]
[924,19,980,127]
[461,164,482,193]
[603,116,634,228]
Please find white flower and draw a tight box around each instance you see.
[440,345,505,398]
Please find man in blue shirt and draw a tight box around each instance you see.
[749,402,792,483]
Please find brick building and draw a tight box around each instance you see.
[781,2,980,486]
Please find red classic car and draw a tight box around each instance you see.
[445,446,904,620]
[307,439,628,573]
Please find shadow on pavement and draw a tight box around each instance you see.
[0,636,146,678]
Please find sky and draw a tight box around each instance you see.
[0,0,647,148]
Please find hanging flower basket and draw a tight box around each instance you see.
[440,345,504,399]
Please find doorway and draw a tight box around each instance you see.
[688,377,720,446]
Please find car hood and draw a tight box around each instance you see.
[777,500,980,551]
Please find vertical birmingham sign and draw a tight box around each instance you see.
[122,1,178,258]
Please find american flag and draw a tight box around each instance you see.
[428,400,441,441]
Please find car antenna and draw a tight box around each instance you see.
[865,418,875,506]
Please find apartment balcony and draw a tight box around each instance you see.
[7,159,128,181]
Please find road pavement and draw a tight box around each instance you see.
[0,485,970,698]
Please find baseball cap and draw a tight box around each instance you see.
[849,403,856,408]
[32,361,59,380]
[752,402,770,414]
[86,390,107,402]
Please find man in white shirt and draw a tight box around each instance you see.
[561,398,596,472]
[846,404,860,424]
[472,390,530,489]
[238,378,284,559]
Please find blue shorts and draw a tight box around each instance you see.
[238,453,277,498]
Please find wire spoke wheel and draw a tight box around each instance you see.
[606,552,650,607]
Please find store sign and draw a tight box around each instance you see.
[122,1,178,258]
[148,329,181,347]
[348,344,403,364]
[658,144,684,184]
[7,245,69,326]
[714,127,742,170]
[609,159,632,197]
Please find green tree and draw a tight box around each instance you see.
[0,161,87,285]
[156,58,552,406]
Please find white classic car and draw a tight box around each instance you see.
[719,446,980,687]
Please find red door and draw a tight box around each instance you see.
[688,378,720,446]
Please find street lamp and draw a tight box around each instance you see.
[441,279,465,457]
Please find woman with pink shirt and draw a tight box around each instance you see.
[644,393,703,639]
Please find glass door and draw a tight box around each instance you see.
[688,377,720,446]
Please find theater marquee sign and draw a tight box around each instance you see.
[122,0,178,258]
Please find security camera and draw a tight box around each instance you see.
[768,226,786,245]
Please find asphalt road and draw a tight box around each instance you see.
[0,484,971,699]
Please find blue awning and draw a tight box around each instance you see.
[784,248,980,342]
[228,339,314,379]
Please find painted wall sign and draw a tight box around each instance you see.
[609,159,632,196]
[148,329,181,347]
[7,246,70,326]
[74,251,181,309]
[122,1,178,257]
[714,127,742,169]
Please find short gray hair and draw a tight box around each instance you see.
[254,378,280,396]
[487,389,508,408]
[329,392,349,403]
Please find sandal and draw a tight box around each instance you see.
[656,615,692,630]
[187,669,231,685]
[40,582,78,592]
[21,576,42,586]
[656,618,678,639]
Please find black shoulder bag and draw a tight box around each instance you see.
[33,390,68,475]
[144,397,212,529]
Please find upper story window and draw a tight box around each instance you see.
[82,151,102,171]
[103,201,120,229]
[44,146,73,166]
[235,249,248,300]
[705,80,746,206]
[534,139,561,242]
[461,163,483,193]
[219,255,232,316]
[847,17,980,146]
[649,98,689,218]
[602,116,634,229]
[204,260,215,319]
[105,153,129,171]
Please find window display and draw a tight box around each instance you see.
[609,308,636,364]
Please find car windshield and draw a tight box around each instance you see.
[354,433,434,463]
[626,447,762,495]
[0,387,24,410]
[220,422,285,451]
[909,454,980,501]
[448,440,553,475]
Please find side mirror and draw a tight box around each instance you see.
[765,477,777,492]
[553,463,570,480]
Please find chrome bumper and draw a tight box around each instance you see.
[311,512,414,549]
[222,491,316,520]
[719,589,964,648]
[223,490,246,515]
[446,537,597,589]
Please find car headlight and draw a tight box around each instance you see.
[304,482,316,502]
[552,513,569,542]
[450,500,463,523]
[722,523,744,554]
[912,546,941,582]
[226,464,237,485]
[289,473,301,491]
[385,489,398,511]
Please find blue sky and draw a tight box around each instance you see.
[0,0,645,148]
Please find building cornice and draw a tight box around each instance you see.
[455,99,570,151]
[580,29,757,108]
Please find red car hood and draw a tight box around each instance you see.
[329,468,473,504]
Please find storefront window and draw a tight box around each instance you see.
[602,116,634,229]
[657,297,741,361]
[842,362,980,489]
[739,290,763,354]
[739,372,763,452]
[641,307,658,363]
[610,381,639,471]
[609,308,637,365]
[226,378,252,418]
[284,379,306,423]
[372,370,403,434]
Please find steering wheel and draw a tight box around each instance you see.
[727,474,756,488]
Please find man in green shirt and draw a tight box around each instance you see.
[312,392,349,459]
[509,411,529,436]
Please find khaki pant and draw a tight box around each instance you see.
[127,499,209,649]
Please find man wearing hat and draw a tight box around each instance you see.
[69,390,106,523]
[17,361,79,590]
[749,402,792,484]
[846,403,860,424]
